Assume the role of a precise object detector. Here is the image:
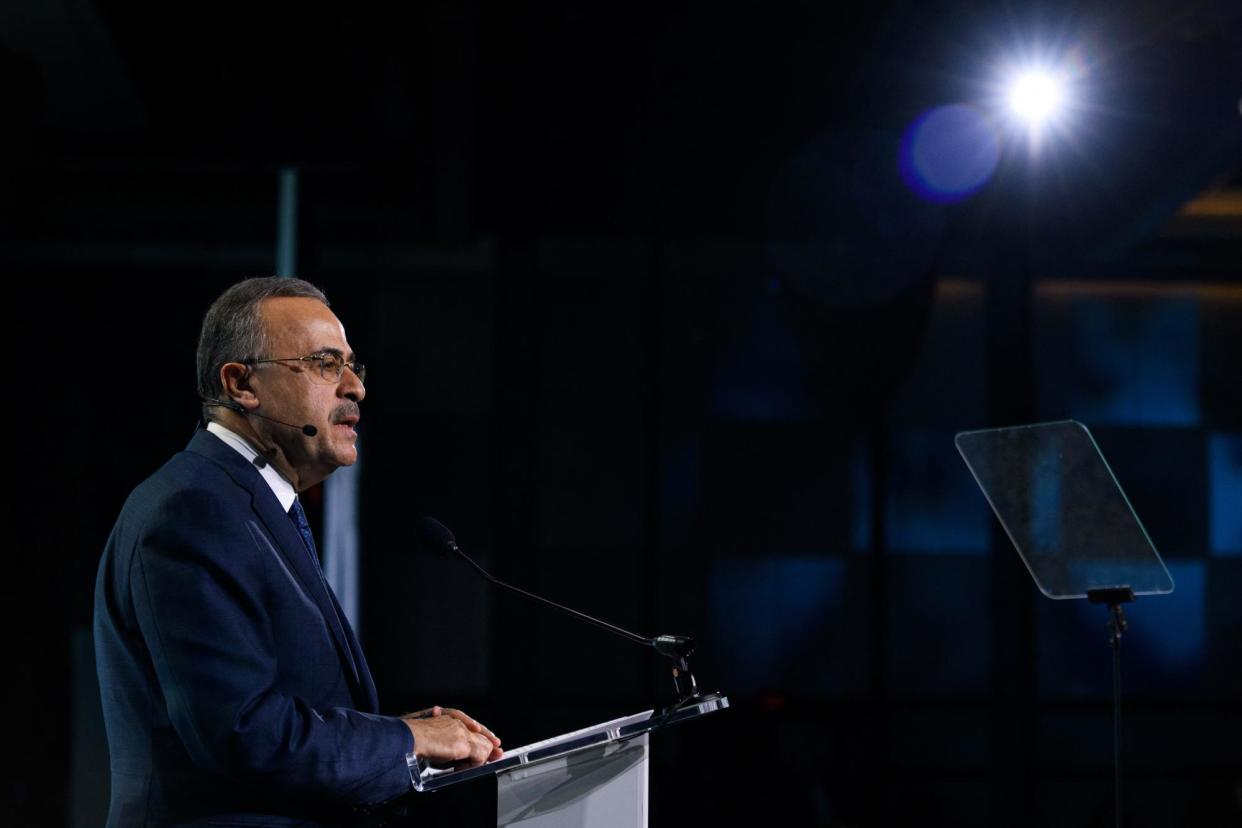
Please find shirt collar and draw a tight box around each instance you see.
[206,421,298,512]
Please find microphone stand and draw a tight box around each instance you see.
[433,521,719,714]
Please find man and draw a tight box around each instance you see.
[94,277,501,826]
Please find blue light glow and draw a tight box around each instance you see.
[1039,561,1204,697]
[1209,433,1242,555]
[885,430,990,554]
[1036,297,1200,426]
[899,104,1000,204]
[1127,561,1204,675]
[711,557,848,694]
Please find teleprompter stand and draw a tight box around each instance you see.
[1086,585,1134,828]
[956,420,1173,828]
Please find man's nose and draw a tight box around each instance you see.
[339,364,365,402]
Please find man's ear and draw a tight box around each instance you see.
[220,362,259,411]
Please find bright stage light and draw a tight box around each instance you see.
[1006,69,1067,128]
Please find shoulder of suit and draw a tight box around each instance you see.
[117,447,251,522]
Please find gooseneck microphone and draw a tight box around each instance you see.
[418,516,716,709]
[202,399,318,437]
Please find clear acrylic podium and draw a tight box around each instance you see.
[411,696,729,828]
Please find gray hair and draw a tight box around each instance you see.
[197,277,329,421]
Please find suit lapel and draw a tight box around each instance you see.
[327,586,380,712]
[248,487,363,690]
[186,430,366,704]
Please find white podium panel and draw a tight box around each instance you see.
[497,734,648,828]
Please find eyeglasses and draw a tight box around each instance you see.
[247,352,366,385]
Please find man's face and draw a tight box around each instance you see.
[250,296,366,482]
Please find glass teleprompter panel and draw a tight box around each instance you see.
[955,420,1173,599]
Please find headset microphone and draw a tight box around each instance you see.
[202,399,318,437]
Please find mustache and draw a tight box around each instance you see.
[330,402,361,424]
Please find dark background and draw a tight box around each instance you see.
[4,1,1240,826]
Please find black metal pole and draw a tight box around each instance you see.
[1109,602,1126,828]
[1088,586,1133,828]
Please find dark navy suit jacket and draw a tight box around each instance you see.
[94,428,414,827]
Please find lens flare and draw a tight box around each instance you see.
[1007,70,1066,125]
[899,104,1001,203]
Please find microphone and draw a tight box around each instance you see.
[202,399,318,437]
[418,517,715,709]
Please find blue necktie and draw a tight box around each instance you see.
[288,498,321,567]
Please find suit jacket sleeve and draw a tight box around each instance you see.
[128,484,414,805]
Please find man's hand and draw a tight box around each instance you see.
[401,706,503,769]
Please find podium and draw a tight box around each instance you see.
[409,696,729,828]
[394,518,730,827]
